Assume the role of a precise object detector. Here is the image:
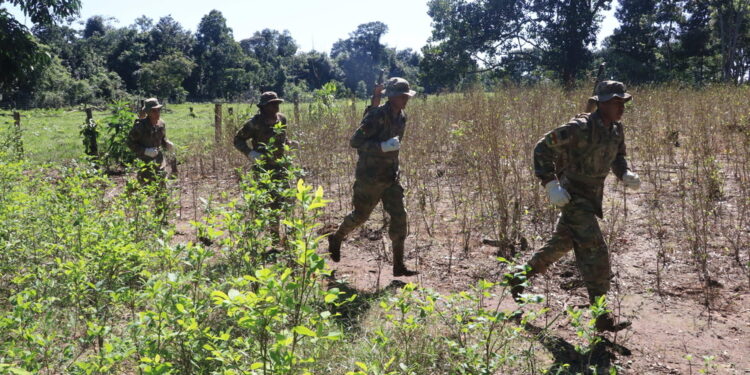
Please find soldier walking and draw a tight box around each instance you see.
[510,81,641,332]
[127,98,175,219]
[327,77,417,277]
[234,91,292,239]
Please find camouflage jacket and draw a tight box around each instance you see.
[534,111,630,217]
[234,113,288,167]
[350,101,407,182]
[127,117,170,169]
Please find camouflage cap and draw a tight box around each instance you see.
[257,91,284,107]
[590,80,632,102]
[382,77,416,98]
[142,98,163,112]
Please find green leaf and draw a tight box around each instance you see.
[308,201,326,210]
[293,325,317,337]
[9,368,34,375]
[355,362,368,372]
[210,291,229,304]
[227,289,241,300]
[250,362,264,370]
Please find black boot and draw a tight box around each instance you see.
[392,240,417,276]
[328,235,342,262]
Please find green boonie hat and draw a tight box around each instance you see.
[590,80,632,102]
[258,91,284,107]
[142,98,163,112]
[382,77,416,98]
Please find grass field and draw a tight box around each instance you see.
[0,103,263,163]
[2,85,750,374]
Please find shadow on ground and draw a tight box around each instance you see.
[522,322,632,374]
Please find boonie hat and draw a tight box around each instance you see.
[382,77,416,98]
[258,91,284,107]
[142,97,163,112]
[590,80,632,102]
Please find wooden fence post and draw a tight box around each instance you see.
[292,92,300,124]
[214,103,223,145]
[12,111,24,157]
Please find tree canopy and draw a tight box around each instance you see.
[3,1,750,107]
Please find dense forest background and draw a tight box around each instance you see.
[2,0,750,108]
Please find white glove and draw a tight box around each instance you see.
[380,137,401,152]
[144,147,158,158]
[545,180,571,208]
[248,150,262,162]
[623,171,641,190]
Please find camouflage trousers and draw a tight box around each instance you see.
[134,162,169,222]
[527,196,611,303]
[333,179,408,246]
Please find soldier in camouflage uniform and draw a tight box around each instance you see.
[327,77,417,277]
[510,81,641,332]
[127,98,175,220]
[127,98,175,181]
[234,91,292,238]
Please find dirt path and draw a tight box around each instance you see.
[157,164,750,375]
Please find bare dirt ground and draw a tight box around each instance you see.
[149,155,750,375]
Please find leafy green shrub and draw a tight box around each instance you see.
[102,100,136,169]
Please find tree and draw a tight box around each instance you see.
[603,0,661,82]
[240,29,298,95]
[0,0,81,98]
[241,29,297,63]
[106,26,150,90]
[189,10,248,100]
[654,0,685,73]
[387,48,421,86]
[32,21,78,61]
[135,52,194,103]
[331,22,389,92]
[289,51,343,90]
[147,16,193,61]
[0,0,81,25]
[83,15,106,38]
[1,9,48,95]
[419,43,477,93]
[426,0,612,87]
[532,0,613,87]
[677,0,716,82]
[711,0,750,83]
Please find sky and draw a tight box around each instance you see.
[5,0,619,52]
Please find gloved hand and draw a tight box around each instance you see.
[165,140,175,152]
[623,170,641,190]
[380,137,401,152]
[248,150,262,162]
[144,147,158,158]
[545,180,571,207]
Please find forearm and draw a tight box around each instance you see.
[611,154,629,180]
[349,118,385,153]
[234,136,253,155]
[533,140,558,185]
[350,135,384,153]
[127,134,146,158]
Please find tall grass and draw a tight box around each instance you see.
[1,83,749,373]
